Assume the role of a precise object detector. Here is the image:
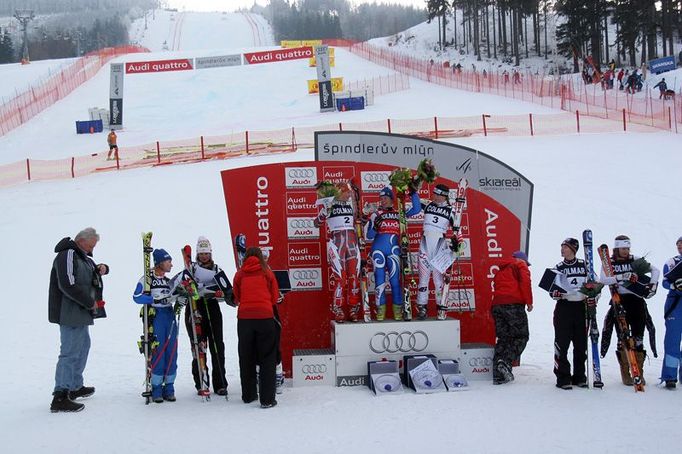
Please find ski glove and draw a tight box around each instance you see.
[551,290,564,300]
[645,283,657,299]
[674,278,682,292]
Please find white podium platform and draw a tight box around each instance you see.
[332,319,461,386]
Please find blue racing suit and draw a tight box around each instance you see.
[366,192,421,308]
[661,254,682,383]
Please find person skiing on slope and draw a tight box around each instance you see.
[415,183,463,321]
[365,186,421,321]
[133,249,184,403]
[660,236,682,389]
[549,238,591,390]
[314,182,361,322]
[183,236,228,396]
[599,235,659,386]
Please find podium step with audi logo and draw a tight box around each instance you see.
[333,319,461,386]
[460,343,495,381]
[292,349,336,387]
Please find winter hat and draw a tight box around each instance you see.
[676,236,682,245]
[196,236,212,254]
[512,250,531,266]
[153,248,172,266]
[379,186,394,199]
[561,238,579,254]
[433,184,450,197]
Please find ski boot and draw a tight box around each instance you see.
[436,305,448,320]
[392,304,403,321]
[416,304,427,321]
[376,305,387,321]
[349,304,361,323]
[276,363,284,395]
[494,360,514,384]
[332,306,345,323]
[635,350,646,386]
[665,380,677,390]
[616,349,634,386]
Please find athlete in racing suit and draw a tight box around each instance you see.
[315,183,361,322]
[416,183,463,320]
[365,186,421,321]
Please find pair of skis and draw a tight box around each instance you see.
[582,230,604,389]
[349,180,372,322]
[140,232,154,404]
[438,179,469,318]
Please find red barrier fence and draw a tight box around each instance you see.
[0,111,658,189]
[0,45,149,137]
[347,42,682,133]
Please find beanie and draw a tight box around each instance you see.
[379,186,394,199]
[433,184,450,197]
[196,236,212,254]
[561,238,579,254]
[153,248,172,266]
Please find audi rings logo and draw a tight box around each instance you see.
[286,167,317,188]
[468,357,493,367]
[361,171,391,192]
[288,168,315,179]
[362,173,389,183]
[291,270,320,280]
[289,219,316,229]
[369,331,429,354]
[302,364,327,374]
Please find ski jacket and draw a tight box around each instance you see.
[599,255,660,296]
[315,199,355,232]
[492,259,533,307]
[234,256,279,319]
[190,261,225,303]
[133,271,182,308]
[366,191,421,240]
[662,255,682,296]
[48,237,99,326]
[421,201,458,237]
[551,258,588,302]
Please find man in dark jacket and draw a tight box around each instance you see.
[491,251,533,385]
[49,227,109,412]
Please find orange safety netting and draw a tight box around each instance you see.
[0,45,149,137]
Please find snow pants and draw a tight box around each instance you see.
[371,233,402,308]
[553,300,587,386]
[238,318,278,407]
[661,293,682,382]
[492,304,529,378]
[184,298,226,392]
[151,307,177,399]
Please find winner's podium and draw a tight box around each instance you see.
[332,319,461,386]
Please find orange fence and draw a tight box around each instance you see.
[345,73,410,96]
[0,111,659,189]
[348,42,681,133]
[0,45,149,137]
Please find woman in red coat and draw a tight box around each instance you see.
[233,247,280,408]
[491,250,533,385]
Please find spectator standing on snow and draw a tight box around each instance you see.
[49,227,109,413]
[491,250,533,385]
[107,130,118,161]
[653,78,668,99]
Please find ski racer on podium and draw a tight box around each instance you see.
[315,182,361,322]
[415,183,464,320]
[365,186,421,321]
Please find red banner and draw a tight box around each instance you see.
[243,46,313,65]
[125,58,194,74]
[222,161,523,376]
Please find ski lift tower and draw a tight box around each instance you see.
[13,10,35,64]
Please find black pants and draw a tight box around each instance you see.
[553,300,587,386]
[618,294,647,350]
[184,298,227,392]
[492,304,529,378]
[238,318,278,406]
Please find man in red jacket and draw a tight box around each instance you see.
[491,250,533,385]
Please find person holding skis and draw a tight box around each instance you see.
[415,183,463,321]
[660,236,682,389]
[365,186,421,321]
[599,235,659,385]
[491,250,533,385]
[549,238,590,389]
[234,247,280,408]
[106,129,118,160]
[133,249,183,403]
[49,227,109,413]
[183,236,228,396]
[314,182,361,322]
